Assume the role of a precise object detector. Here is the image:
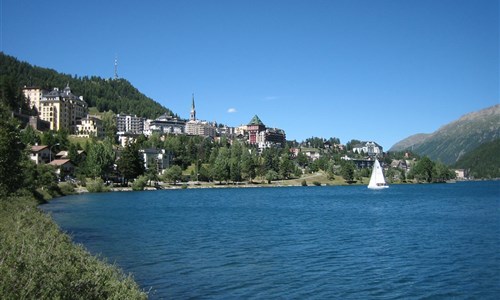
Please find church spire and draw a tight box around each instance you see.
[190,93,196,121]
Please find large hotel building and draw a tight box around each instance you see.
[23,85,88,132]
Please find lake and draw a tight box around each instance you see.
[43,181,500,299]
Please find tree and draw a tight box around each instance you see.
[84,141,115,179]
[212,147,230,183]
[262,148,279,174]
[0,106,26,195]
[162,165,182,185]
[340,160,355,181]
[296,151,308,168]
[265,170,279,184]
[67,143,80,165]
[101,110,117,142]
[434,162,455,182]
[411,156,434,183]
[41,131,57,148]
[326,160,336,180]
[20,125,40,146]
[279,148,294,179]
[241,148,257,182]
[116,143,144,183]
[229,141,243,182]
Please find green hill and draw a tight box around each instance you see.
[390,105,500,165]
[0,52,174,119]
[453,139,500,179]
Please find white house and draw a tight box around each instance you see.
[352,141,383,156]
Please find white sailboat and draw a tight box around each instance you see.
[368,159,389,189]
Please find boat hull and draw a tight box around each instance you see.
[368,185,389,190]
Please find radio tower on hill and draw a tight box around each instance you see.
[114,56,119,80]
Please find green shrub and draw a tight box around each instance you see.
[86,178,109,193]
[301,179,307,186]
[0,196,147,299]
[59,182,76,195]
[312,181,321,186]
[132,175,148,191]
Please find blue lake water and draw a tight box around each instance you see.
[43,181,500,299]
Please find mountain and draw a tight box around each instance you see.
[0,52,174,119]
[390,105,500,165]
[453,139,500,179]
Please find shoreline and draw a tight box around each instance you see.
[70,177,488,194]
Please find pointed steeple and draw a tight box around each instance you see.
[190,93,196,121]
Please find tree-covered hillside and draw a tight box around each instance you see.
[389,105,500,165]
[453,139,500,179]
[0,52,174,119]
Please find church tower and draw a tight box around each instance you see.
[190,93,196,121]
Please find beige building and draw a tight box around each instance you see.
[184,95,216,138]
[23,85,88,133]
[185,120,216,138]
[76,115,104,138]
[23,87,45,114]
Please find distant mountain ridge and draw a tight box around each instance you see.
[390,105,500,165]
[0,52,174,119]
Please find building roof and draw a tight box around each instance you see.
[248,115,264,126]
[48,159,72,166]
[31,145,48,152]
[56,150,69,158]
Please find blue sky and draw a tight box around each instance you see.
[1,0,498,149]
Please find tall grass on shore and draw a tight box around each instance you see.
[0,195,147,299]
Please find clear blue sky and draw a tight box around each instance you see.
[1,0,498,149]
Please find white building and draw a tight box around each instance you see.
[139,148,173,174]
[116,114,145,135]
[352,141,383,156]
[148,114,185,135]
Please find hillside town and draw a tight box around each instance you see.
[16,84,462,187]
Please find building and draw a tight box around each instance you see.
[147,114,185,135]
[245,115,286,149]
[55,150,86,161]
[22,86,45,114]
[304,150,321,161]
[139,148,173,174]
[186,120,216,138]
[184,94,217,138]
[455,169,469,180]
[116,114,145,135]
[216,125,236,139]
[247,115,266,145]
[257,128,286,149]
[30,145,52,164]
[76,115,104,138]
[23,85,88,133]
[352,141,383,156]
[49,159,75,178]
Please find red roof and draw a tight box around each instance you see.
[31,145,48,152]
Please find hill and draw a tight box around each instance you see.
[0,52,174,119]
[389,105,500,165]
[452,139,500,179]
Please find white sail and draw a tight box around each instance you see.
[368,159,389,189]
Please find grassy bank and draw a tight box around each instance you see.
[0,194,147,299]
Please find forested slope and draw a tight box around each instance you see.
[0,52,174,119]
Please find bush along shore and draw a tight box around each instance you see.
[0,193,147,299]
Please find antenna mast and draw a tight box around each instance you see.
[114,56,118,80]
